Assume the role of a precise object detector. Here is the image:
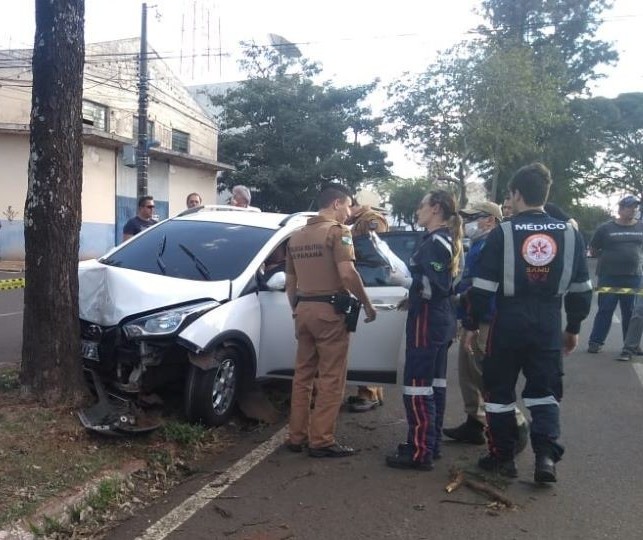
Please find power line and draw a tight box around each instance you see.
[0,11,641,68]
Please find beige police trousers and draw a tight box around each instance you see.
[289,301,350,448]
[458,323,526,426]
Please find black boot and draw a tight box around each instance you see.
[534,454,557,483]
[478,453,518,478]
[385,443,433,471]
[443,416,485,445]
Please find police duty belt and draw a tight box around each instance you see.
[595,286,643,295]
[0,278,25,291]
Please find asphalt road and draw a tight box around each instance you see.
[0,271,23,366]
[4,261,643,538]
[104,285,643,540]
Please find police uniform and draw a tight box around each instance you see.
[398,227,456,466]
[286,215,355,450]
[466,210,592,466]
[350,206,389,407]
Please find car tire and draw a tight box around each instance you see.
[184,346,241,427]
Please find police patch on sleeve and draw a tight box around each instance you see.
[430,261,444,272]
[341,235,353,245]
[522,234,557,266]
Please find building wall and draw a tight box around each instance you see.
[168,165,217,216]
[0,85,31,125]
[0,40,218,163]
[81,145,116,258]
[82,39,218,161]
[0,133,28,260]
[0,134,117,260]
[0,40,221,261]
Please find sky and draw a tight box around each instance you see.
[0,0,641,182]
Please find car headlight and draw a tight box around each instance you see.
[122,300,219,339]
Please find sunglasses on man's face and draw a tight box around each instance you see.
[463,212,490,222]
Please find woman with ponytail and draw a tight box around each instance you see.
[386,189,462,471]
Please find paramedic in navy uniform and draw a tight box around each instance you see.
[463,163,592,483]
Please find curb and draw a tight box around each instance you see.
[0,459,147,540]
[0,262,25,273]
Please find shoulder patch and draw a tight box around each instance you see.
[430,261,445,272]
[342,235,353,245]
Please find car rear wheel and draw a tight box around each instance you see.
[184,346,241,426]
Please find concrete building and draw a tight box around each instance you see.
[0,38,232,260]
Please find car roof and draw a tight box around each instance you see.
[173,206,315,230]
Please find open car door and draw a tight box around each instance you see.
[346,285,406,385]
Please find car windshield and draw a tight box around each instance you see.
[101,220,274,281]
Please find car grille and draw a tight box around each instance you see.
[80,320,120,372]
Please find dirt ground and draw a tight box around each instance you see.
[0,367,286,538]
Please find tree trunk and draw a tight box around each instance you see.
[491,162,499,202]
[20,0,86,406]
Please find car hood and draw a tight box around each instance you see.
[78,260,231,326]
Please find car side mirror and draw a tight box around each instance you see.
[265,271,286,291]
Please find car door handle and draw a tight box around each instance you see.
[373,303,397,311]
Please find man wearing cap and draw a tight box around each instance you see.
[587,195,643,353]
[346,190,389,412]
[443,201,528,450]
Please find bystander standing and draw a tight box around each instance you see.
[122,195,157,242]
[186,192,202,209]
[587,195,643,353]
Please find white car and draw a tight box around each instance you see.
[78,206,410,433]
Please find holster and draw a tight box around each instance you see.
[330,293,362,332]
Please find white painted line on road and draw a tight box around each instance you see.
[633,363,643,388]
[136,426,288,540]
[0,311,22,318]
[613,314,621,324]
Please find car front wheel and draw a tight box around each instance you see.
[184,346,241,426]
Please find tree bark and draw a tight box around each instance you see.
[20,0,86,406]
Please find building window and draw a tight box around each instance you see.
[172,129,190,153]
[82,100,108,131]
[133,116,155,140]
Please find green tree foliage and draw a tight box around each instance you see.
[386,0,616,205]
[476,0,618,201]
[579,93,643,199]
[210,45,390,212]
[570,204,612,243]
[466,44,567,199]
[385,177,436,230]
[385,45,478,205]
[479,0,617,94]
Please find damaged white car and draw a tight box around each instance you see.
[78,206,412,434]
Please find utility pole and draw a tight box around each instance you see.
[136,2,149,198]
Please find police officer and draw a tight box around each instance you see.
[346,190,389,412]
[463,163,592,483]
[285,184,377,458]
[386,190,463,471]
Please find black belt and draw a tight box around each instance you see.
[298,295,336,303]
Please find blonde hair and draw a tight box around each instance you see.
[424,190,463,277]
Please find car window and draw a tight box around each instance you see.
[378,232,421,266]
[101,220,274,281]
[258,240,288,290]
